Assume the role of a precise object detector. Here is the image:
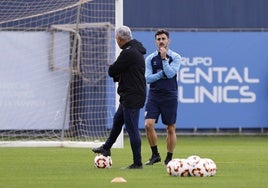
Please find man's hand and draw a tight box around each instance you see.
[159,47,167,59]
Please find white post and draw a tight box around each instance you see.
[113,0,124,148]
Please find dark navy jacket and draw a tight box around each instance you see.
[145,49,181,97]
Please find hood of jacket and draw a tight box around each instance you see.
[121,39,146,55]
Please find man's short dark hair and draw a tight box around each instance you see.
[155,29,169,38]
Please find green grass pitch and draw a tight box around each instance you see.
[0,136,268,188]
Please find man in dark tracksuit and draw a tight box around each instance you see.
[92,26,146,169]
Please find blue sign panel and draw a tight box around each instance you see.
[133,31,268,129]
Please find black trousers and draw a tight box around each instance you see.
[104,104,142,165]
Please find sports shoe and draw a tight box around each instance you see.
[126,163,143,169]
[164,158,171,165]
[91,145,111,156]
[145,153,161,165]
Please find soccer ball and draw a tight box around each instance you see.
[203,158,217,176]
[176,159,191,177]
[94,154,112,169]
[189,158,210,177]
[187,155,201,167]
[166,159,190,177]
[166,155,217,177]
[166,159,181,176]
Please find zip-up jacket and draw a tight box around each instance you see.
[145,49,181,97]
[108,39,147,109]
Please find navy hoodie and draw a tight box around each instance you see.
[108,39,147,109]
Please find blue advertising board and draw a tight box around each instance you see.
[133,31,268,129]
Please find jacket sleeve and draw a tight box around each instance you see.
[162,52,181,78]
[108,51,131,80]
[145,54,163,84]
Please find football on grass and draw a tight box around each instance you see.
[187,155,201,166]
[166,159,190,177]
[189,158,210,177]
[166,155,217,177]
[94,154,112,169]
[202,158,217,176]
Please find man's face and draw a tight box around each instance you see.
[155,33,169,49]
